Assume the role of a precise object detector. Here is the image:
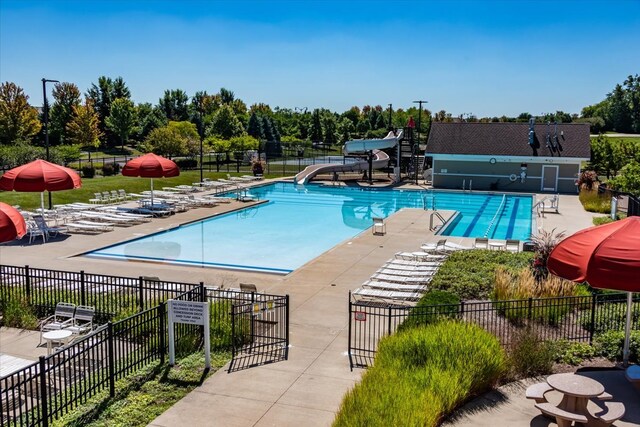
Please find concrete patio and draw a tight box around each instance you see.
[0,180,607,426]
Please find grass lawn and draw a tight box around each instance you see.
[53,352,229,427]
[0,171,279,210]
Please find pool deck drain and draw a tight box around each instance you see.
[0,184,600,427]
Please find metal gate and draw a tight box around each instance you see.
[229,294,289,372]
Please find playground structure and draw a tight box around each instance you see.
[294,128,425,185]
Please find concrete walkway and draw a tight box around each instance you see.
[0,181,602,427]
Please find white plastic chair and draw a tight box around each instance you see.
[372,217,386,235]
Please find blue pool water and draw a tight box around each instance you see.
[85,182,532,273]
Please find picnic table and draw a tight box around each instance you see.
[546,373,604,425]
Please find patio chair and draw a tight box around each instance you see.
[39,302,76,345]
[33,215,66,241]
[89,193,103,204]
[26,221,46,243]
[110,190,124,202]
[118,189,135,200]
[474,237,489,249]
[240,283,258,292]
[372,217,386,235]
[505,239,520,253]
[65,305,95,335]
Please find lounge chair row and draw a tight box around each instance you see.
[89,189,137,204]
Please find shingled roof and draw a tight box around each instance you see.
[426,122,591,158]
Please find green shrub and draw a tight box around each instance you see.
[581,302,640,335]
[175,158,198,169]
[507,328,555,378]
[101,162,120,176]
[334,321,506,427]
[400,290,460,330]
[0,297,38,329]
[81,165,96,178]
[593,216,615,225]
[428,250,533,300]
[579,190,611,213]
[594,330,640,363]
[553,341,597,365]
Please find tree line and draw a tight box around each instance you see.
[0,74,638,164]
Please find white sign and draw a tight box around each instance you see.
[168,300,210,369]
[170,300,207,325]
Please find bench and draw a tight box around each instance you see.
[534,403,587,427]
[594,401,626,425]
[626,365,640,389]
[526,382,553,403]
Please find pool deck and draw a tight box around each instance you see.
[0,180,602,427]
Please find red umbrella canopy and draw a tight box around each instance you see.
[0,159,81,192]
[0,202,27,243]
[407,116,416,128]
[547,216,640,292]
[122,153,180,178]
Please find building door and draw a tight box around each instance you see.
[541,165,559,192]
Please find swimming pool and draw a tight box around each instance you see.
[85,182,533,273]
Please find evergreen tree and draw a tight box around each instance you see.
[262,116,275,141]
[321,113,338,146]
[247,112,263,139]
[309,109,323,142]
[86,76,131,146]
[135,103,167,142]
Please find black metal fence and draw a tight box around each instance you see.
[0,303,171,427]
[598,184,640,217]
[348,292,639,369]
[0,264,209,322]
[0,265,290,426]
[229,294,289,372]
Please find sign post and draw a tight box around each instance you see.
[168,300,210,369]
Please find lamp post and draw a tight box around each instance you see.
[197,108,204,183]
[413,100,428,185]
[42,78,59,209]
[387,103,393,130]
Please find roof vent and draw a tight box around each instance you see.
[528,118,535,146]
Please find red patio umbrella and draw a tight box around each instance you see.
[547,216,640,366]
[0,202,27,243]
[0,159,82,212]
[122,153,179,206]
[407,116,416,128]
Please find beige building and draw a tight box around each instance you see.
[425,122,591,193]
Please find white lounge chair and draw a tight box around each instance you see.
[474,237,489,249]
[65,222,113,233]
[362,280,428,293]
[380,263,441,272]
[376,268,437,277]
[352,287,422,304]
[370,273,432,284]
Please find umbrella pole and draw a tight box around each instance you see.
[40,192,45,213]
[623,291,632,367]
[151,178,154,207]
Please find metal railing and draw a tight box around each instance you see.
[0,266,291,426]
[348,292,639,369]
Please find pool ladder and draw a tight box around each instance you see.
[462,179,473,192]
[429,211,446,232]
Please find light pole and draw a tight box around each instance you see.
[42,78,59,209]
[413,100,428,185]
[387,103,393,130]
[198,108,204,183]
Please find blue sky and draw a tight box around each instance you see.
[1,0,638,116]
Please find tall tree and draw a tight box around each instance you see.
[86,76,130,146]
[158,89,189,121]
[66,99,103,157]
[624,74,640,133]
[50,82,81,145]
[206,104,245,139]
[0,82,41,145]
[247,112,263,140]
[106,98,137,152]
[321,113,338,146]
[608,84,632,132]
[218,87,235,104]
[309,109,323,142]
[135,103,166,142]
[262,116,275,141]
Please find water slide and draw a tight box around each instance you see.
[294,130,403,185]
